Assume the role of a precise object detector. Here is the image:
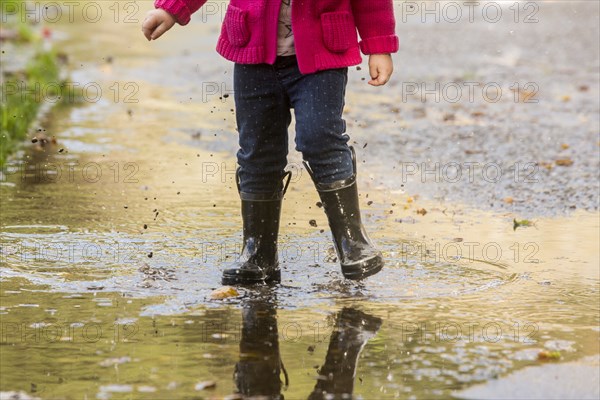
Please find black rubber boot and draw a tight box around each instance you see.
[221,170,291,285]
[309,308,383,399]
[233,298,288,399]
[304,148,384,280]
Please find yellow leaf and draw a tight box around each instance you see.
[555,158,574,167]
[210,286,239,300]
[538,350,561,361]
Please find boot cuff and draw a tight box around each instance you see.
[240,191,284,201]
[315,174,356,192]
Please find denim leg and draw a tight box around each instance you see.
[287,67,353,184]
[234,63,291,194]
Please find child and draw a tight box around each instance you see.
[142,0,398,284]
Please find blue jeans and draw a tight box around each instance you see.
[234,55,353,194]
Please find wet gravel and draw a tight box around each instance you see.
[344,1,600,216]
[159,1,600,217]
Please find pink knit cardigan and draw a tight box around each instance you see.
[155,0,399,74]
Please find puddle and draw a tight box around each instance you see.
[1,2,599,399]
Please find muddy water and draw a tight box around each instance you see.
[1,2,599,399]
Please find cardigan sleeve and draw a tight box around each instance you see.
[154,0,207,25]
[350,0,399,54]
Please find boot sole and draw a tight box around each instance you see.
[342,254,384,280]
[221,269,281,285]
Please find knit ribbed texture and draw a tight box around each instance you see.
[321,12,356,53]
[155,0,204,25]
[224,5,250,47]
[314,48,362,72]
[155,0,399,74]
[360,35,399,55]
[217,36,266,65]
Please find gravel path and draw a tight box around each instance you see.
[347,1,600,216]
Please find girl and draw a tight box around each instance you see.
[142,0,398,285]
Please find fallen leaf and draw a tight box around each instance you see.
[504,197,514,204]
[210,286,239,300]
[511,87,537,102]
[555,158,573,167]
[513,219,534,230]
[416,208,427,216]
[560,143,570,150]
[538,350,561,361]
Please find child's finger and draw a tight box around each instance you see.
[378,70,391,85]
[368,66,393,86]
[142,16,159,41]
[150,21,171,40]
[369,62,378,81]
[368,66,383,86]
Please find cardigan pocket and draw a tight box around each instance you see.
[225,5,250,47]
[321,11,357,53]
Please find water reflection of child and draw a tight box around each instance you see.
[142,1,399,284]
[231,299,382,399]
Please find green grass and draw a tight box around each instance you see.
[0,7,62,167]
[0,51,62,166]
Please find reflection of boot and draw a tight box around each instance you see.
[222,170,292,285]
[234,300,288,399]
[304,148,384,280]
[309,308,382,400]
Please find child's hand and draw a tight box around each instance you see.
[368,54,394,86]
[142,9,176,41]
